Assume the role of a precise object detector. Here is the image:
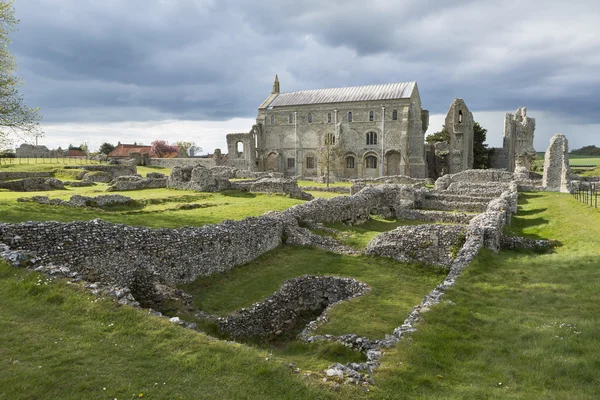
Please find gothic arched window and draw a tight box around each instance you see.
[365,155,378,169]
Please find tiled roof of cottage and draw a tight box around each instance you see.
[108,144,178,158]
[263,82,415,108]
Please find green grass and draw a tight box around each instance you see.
[320,217,433,249]
[0,261,336,400]
[372,192,600,399]
[0,187,310,228]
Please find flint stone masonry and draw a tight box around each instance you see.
[435,169,516,190]
[82,171,112,183]
[366,224,467,267]
[148,157,216,168]
[0,216,288,287]
[18,194,134,208]
[0,171,53,180]
[64,164,137,178]
[232,178,314,200]
[216,275,369,338]
[0,177,65,192]
[107,175,167,191]
[543,134,570,193]
[394,209,475,224]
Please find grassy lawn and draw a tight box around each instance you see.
[0,186,309,228]
[371,192,600,399]
[297,179,353,188]
[0,261,334,400]
[320,217,435,249]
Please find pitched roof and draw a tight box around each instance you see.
[108,144,179,159]
[262,82,415,108]
[67,149,86,157]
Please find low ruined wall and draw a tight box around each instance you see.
[107,176,167,191]
[435,169,516,190]
[232,178,314,200]
[0,215,288,286]
[149,158,216,168]
[366,224,468,267]
[0,177,65,192]
[394,209,475,224]
[216,275,369,338]
[64,165,137,178]
[0,171,53,180]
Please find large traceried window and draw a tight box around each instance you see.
[306,156,315,169]
[346,156,355,169]
[365,155,378,169]
[366,131,378,145]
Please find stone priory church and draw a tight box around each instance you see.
[225,76,431,179]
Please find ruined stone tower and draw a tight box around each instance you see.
[445,98,474,174]
[503,107,536,173]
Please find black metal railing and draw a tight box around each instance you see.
[572,182,599,208]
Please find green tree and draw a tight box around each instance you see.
[0,1,41,149]
[177,141,202,157]
[425,128,450,144]
[99,142,116,155]
[473,122,489,169]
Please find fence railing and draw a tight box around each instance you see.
[0,156,106,165]
[572,182,599,208]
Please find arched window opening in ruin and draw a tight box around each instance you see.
[289,114,293,124]
[365,155,378,169]
[254,134,258,149]
[369,111,374,121]
[308,113,313,123]
[346,156,355,169]
[348,112,353,122]
[458,110,463,123]
[236,141,244,156]
[328,112,332,123]
[392,110,398,120]
[366,131,378,145]
[270,114,274,125]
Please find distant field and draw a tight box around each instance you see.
[535,152,600,168]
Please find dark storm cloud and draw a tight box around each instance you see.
[9,0,600,125]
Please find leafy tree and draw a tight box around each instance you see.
[473,122,489,169]
[177,141,202,157]
[0,1,41,149]
[151,140,178,158]
[99,142,116,155]
[425,128,450,144]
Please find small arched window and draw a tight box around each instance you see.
[289,114,293,124]
[366,131,378,145]
[308,113,313,123]
[270,115,274,125]
[458,110,463,123]
[348,112,353,122]
[346,156,355,169]
[369,111,374,121]
[365,155,378,169]
[327,112,332,123]
[325,133,335,146]
[392,110,398,120]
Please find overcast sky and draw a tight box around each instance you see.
[7,0,600,153]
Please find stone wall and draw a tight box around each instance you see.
[148,157,216,168]
[0,177,65,192]
[542,133,570,192]
[64,164,137,178]
[216,275,369,338]
[0,215,289,287]
[366,224,468,267]
[107,175,167,191]
[0,171,53,180]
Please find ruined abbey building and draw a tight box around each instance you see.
[225,76,430,179]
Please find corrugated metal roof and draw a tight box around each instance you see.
[266,82,415,108]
